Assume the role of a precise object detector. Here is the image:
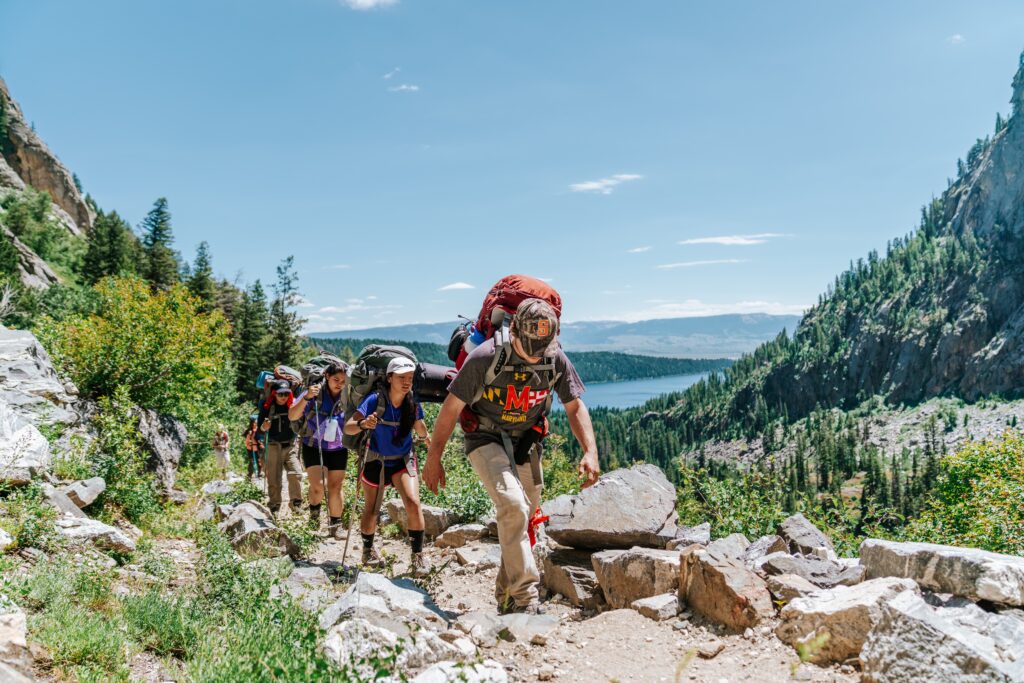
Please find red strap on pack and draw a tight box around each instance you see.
[528,507,549,547]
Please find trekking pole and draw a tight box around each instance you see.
[341,441,368,567]
[315,392,329,535]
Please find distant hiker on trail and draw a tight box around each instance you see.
[289,360,350,539]
[258,380,304,515]
[212,424,230,477]
[424,298,600,614]
[244,416,264,480]
[344,356,432,577]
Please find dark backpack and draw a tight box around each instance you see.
[340,344,417,450]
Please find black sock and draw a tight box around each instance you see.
[410,529,424,554]
[362,533,375,550]
[309,503,322,514]
[329,516,341,528]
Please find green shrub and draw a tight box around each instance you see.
[0,483,62,551]
[121,589,206,657]
[0,188,85,277]
[902,430,1024,554]
[32,604,132,681]
[418,439,492,523]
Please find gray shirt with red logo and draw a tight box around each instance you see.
[447,337,585,452]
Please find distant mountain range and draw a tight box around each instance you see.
[309,313,802,358]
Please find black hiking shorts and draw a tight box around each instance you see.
[301,443,349,471]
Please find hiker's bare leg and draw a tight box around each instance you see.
[327,470,346,517]
[360,480,380,535]
[306,466,324,506]
[392,469,424,532]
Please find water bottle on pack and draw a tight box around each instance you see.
[463,323,486,354]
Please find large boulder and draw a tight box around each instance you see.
[591,546,681,609]
[269,565,333,612]
[435,523,489,549]
[705,533,749,561]
[413,660,507,683]
[322,618,462,679]
[0,398,49,485]
[541,548,605,611]
[319,571,449,636]
[61,477,105,508]
[543,464,677,549]
[53,516,136,553]
[0,596,31,680]
[218,501,298,560]
[679,546,774,632]
[741,535,788,565]
[759,552,866,589]
[775,577,918,664]
[0,328,79,426]
[861,591,1024,682]
[860,538,1024,607]
[777,513,837,560]
[386,498,454,538]
[135,408,187,494]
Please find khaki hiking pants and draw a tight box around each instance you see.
[468,441,543,608]
[266,440,303,509]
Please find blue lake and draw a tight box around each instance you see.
[555,373,707,410]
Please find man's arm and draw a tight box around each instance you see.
[422,393,465,493]
[563,397,600,488]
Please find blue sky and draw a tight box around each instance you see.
[2,1,1023,332]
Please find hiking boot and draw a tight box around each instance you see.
[268,505,280,518]
[308,506,321,530]
[289,499,303,514]
[328,517,345,540]
[410,552,430,578]
[507,600,545,615]
[361,546,384,568]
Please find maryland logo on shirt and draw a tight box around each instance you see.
[476,383,551,423]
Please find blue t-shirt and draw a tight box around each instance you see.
[357,393,424,457]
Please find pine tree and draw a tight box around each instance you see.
[187,241,217,313]
[140,197,179,290]
[233,280,271,397]
[265,256,305,366]
[82,210,135,284]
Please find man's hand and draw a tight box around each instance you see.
[423,454,446,494]
[578,451,600,489]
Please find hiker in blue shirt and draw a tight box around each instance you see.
[344,357,431,577]
[290,361,349,539]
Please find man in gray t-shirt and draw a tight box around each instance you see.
[424,298,599,614]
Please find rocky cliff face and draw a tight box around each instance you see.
[0,77,93,235]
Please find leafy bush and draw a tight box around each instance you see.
[0,483,62,551]
[0,188,85,277]
[418,438,492,523]
[121,589,205,657]
[35,276,233,424]
[902,430,1024,554]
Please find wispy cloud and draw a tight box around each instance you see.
[948,34,965,45]
[627,246,651,254]
[569,173,643,195]
[341,0,397,10]
[656,259,747,269]
[294,296,315,308]
[678,233,788,246]
[388,84,420,93]
[322,264,351,270]
[383,67,400,80]
[438,282,474,291]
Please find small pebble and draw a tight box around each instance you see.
[743,628,754,640]
[538,664,555,681]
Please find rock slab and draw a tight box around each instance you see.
[541,548,604,611]
[775,577,918,664]
[543,464,677,549]
[0,596,31,680]
[218,501,298,560]
[0,398,49,485]
[61,477,105,508]
[591,546,681,609]
[861,591,1024,682]
[860,538,1024,607]
[53,516,136,553]
[759,552,866,589]
[778,513,837,560]
[435,523,489,549]
[679,547,774,632]
[386,498,454,538]
[632,593,680,621]
[319,571,449,636]
[136,408,187,494]
[413,660,508,682]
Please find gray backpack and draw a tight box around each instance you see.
[340,344,417,450]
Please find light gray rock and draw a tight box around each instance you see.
[243,555,295,581]
[541,548,605,611]
[632,593,680,621]
[135,408,187,494]
[766,573,820,604]
[591,546,681,609]
[666,522,711,550]
[322,618,462,680]
[706,533,750,561]
[269,565,333,611]
[759,552,866,588]
[201,479,235,496]
[860,538,1024,607]
[679,545,774,632]
[543,464,677,549]
[742,535,788,565]
[435,523,489,549]
[775,577,918,664]
[455,542,502,570]
[39,483,86,518]
[319,571,449,636]
[454,611,557,647]
[218,501,298,560]
[195,499,216,523]
[777,513,837,560]
[61,477,105,508]
[3,227,60,290]
[0,595,31,679]
[861,591,1024,682]
[0,328,79,426]
[386,498,454,538]
[53,516,136,553]
[0,529,12,552]
[413,659,508,683]
[0,398,49,485]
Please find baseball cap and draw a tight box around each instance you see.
[387,357,417,375]
[513,298,559,356]
[273,380,291,394]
